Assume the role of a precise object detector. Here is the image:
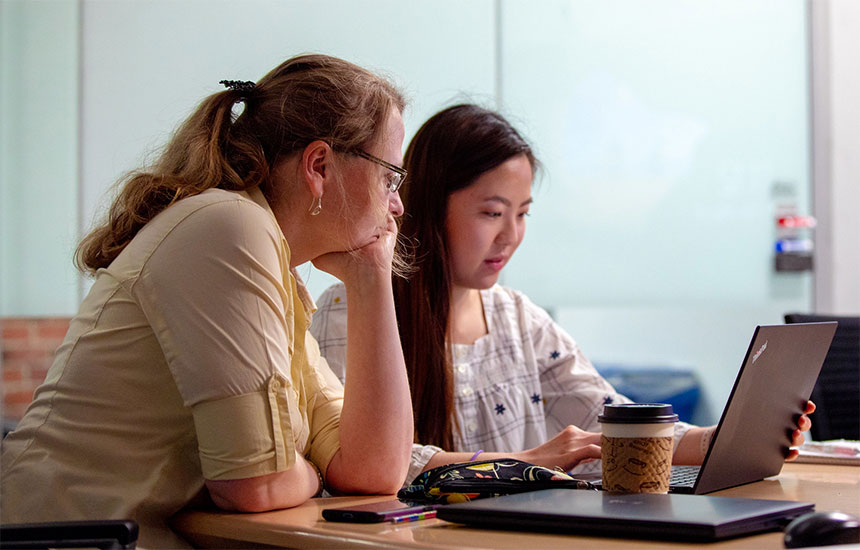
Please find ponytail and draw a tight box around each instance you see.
[76,54,405,274]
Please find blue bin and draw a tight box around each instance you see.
[596,366,700,424]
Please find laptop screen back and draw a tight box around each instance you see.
[693,322,837,494]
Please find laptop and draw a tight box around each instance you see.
[590,322,838,494]
[436,488,814,541]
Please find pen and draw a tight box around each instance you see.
[390,510,437,524]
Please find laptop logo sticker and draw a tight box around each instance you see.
[752,341,768,363]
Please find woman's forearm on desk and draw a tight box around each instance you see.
[325,274,413,495]
[422,426,603,473]
[673,426,716,465]
[205,455,321,512]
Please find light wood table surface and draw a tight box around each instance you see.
[171,463,860,549]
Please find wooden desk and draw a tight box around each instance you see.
[172,463,860,549]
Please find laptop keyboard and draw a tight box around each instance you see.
[670,465,701,488]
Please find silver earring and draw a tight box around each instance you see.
[309,196,322,216]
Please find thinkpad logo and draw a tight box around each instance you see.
[752,341,768,363]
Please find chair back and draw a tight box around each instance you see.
[785,313,860,441]
[0,520,138,550]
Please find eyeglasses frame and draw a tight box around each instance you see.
[351,150,407,193]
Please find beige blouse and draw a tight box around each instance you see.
[1,187,343,549]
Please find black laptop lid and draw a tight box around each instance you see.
[436,489,814,541]
[694,322,837,494]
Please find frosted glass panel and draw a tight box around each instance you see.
[498,0,812,423]
[501,0,812,309]
[79,0,497,303]
[0,1,80,316]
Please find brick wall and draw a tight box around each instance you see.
[1,318,71,422]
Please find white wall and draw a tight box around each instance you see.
[499,0,815,425]
[827,0,860,314]
[0,0,80,316]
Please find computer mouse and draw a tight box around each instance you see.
[784,511,860,548]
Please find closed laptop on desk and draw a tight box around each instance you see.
[437,489,814,541]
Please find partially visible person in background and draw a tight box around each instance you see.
[1,54,413,548]
[310,103,814,485]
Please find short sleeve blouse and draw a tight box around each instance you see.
[311,283,691,483]
[1,187,343,549]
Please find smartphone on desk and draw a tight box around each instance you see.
[322,500,438,523]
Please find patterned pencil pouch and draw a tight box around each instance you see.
[397,458,597,504]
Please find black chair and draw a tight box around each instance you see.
[785,313,860,441]
[0,520,138,550]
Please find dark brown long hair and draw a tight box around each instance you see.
[76,54,405,273]
[396,104,538,449]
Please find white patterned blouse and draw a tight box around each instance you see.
[309,283,691,486]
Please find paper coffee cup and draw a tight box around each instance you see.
[598,403,678,494]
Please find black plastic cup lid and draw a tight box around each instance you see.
[598,403,678,424]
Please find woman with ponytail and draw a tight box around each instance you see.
[1,54,414,548]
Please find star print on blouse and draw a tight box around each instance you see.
[531,393,541,404]
[495,403,506,415]
[603,395,614,405]
[550,350,560,359]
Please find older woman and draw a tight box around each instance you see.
[1,54,413,548]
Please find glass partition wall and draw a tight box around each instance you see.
[498,0,812,422]
[1,0,813,424]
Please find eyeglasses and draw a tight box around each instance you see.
[351,150,407,193]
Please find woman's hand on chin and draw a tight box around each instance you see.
[311,216,398,287]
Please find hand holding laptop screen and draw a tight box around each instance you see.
[786,401,816,461]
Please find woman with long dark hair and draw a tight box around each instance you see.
[2,54,413,548]
[310,103,814,484]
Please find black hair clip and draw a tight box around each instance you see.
[219,80,256,92]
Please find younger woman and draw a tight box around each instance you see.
[309,104,813,484]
